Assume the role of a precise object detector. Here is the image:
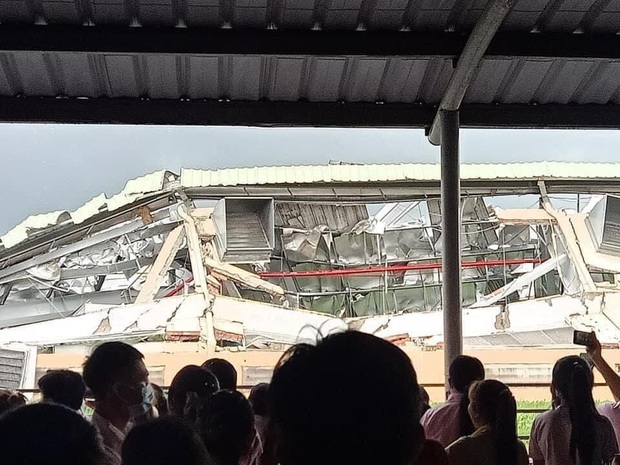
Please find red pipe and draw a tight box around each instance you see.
[257,258,543,279]
[164,277,194,297]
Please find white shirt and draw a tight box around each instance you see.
[91,411,133,465]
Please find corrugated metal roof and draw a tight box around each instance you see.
[3,162,620,253]
[181,162,620,187]
[0,170,176,249]
[0,54,618,108]
[1,0,619,33]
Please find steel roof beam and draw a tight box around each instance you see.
[1,25,620,59]
[2,97,620,129]
[428,0,518,145]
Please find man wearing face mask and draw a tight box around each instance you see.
[83,342,152,465]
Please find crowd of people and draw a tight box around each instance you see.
[1,330,620,465]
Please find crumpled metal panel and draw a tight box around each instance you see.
[275,203,368,231]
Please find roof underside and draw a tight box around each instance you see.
[1,0,620,127]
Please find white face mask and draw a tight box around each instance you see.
[126,383,154,419]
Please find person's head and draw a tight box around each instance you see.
[82,342,151,419]
[151,383,168,416]
[196,390,255,465]
[38,370,86,411]
[201,358,237,390]
[468,380,518,465]
[418,385,431,417]
[269,331,423,465]
[0,389,27,416]
[552,355,599,465]
[249,383,269,417]
[448,355,485,437]
[168,365,219,417]
[0,403,105,465]
[122,416,209,465]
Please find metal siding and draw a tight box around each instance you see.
[419,58,452,103]
[105,54,140,97]
[323,0,363,29]
[410,0,456,31]
[0,1,32,22]
[464,59,514,103]
[536,60,595,104]
[368,0,408,29]
[187,56,219,98]
[306,58,347,102]
[501,59,554,103]
[270,57,304,101]
[140,0,176,25]
[588,1,620,33]
[576,62,620,104]
[0,55,16,96]
[145,55,179,99]
[56,53,98,97]
[380,58,429,103]
[0,349,25,390]
[91,0,128,24]
[234,0,268,28]
[346,58,387,102]
[231,56,263,100]
[12,52,55,96]
[280,0,314,28]
[41,0,81,23]
[185,0,220,27]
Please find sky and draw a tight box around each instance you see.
[2,124,620,235]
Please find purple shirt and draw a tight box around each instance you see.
[420,391,465,448]
[598,402,620,445]
[529,404,618,465]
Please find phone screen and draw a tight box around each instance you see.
[573,330,593,346]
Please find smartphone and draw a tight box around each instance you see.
[573,330,594,346]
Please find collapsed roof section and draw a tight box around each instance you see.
[1,163,620,350]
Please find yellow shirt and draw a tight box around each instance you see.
[446,426,529,465]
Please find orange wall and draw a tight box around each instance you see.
[37,344,620,402]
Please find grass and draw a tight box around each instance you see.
[517,400,551,440]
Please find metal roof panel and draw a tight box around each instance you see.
[105,54,140,97]
[306,58,347,102]
[56,53,98,97]
[231,56,263,100]
[91,0,128,24]
[12,52,54,96]
[187,56,219,98]
[501,59,554,103]
[465,58,514,103]
[380,58,430,103]
[270,57,304,101]
[140,0,176,26]
[185,0,220,27]
[145,54,179,99]
[346,58,387,102]
[41,0,81,23]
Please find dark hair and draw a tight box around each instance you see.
[82,342,144,398]
[419,385,431,417]
[168,365,219,416]
[201,358,238,390]
[249,383,269,417]
[449,355,485,437]
[38,370,86,411]
[196,390,255,465]
[553,355,599,465]
[469,380,518,465]
[0,389,27,416]
[122,416,209,465]
[269,331,423,465]
[150,383,168,416]
[0,403,105,465]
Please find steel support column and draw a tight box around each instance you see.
[440,109,462,392]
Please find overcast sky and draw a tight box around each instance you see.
[2,124,620,234]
